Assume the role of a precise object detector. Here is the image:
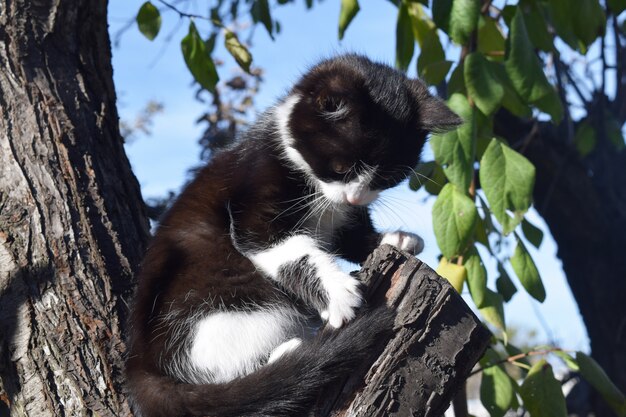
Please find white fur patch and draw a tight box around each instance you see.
[380,231,424,255]
[318,165,380,206]
[319,272,362,328]
[267,337,302,364]
[318,180,380,206]
[275,95,314,175]
[189,308,300,383]
[250,235,362,328]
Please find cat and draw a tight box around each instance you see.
[125,54,461,417]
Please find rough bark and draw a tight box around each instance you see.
[315,245,491,417]
[0,0,150,415]
[495,111,626,414]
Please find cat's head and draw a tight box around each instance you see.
[276,54,462,206]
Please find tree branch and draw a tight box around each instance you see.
[313,245,491,417]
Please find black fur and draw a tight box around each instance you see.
[126,54,461,417]
[128,308,393,417]
[277,255,328,312]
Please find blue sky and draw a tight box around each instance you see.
[108,0,589,352]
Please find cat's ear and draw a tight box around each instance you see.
[316,87,347,116]
[301,67,364,119]
[419,95,463,133]
[406,79,463,133]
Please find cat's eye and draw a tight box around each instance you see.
[332,162,350,175]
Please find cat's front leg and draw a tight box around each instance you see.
[380,231,425,255]
[250,234,363,328]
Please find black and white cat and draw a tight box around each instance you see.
[126,54,461,417]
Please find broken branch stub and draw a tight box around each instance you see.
[314,245,491,417]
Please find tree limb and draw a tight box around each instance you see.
[313,245,491,417]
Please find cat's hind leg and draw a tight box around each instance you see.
[185,306,304,384]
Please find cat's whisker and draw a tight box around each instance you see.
[401,164,443,188]
[271,192,322,222]
[379,194,419,217]
[293,194,327,231]
[374,197,409,229]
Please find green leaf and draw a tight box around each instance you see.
[505,8,556,104]
[533,88,564,124]
[431,93,474,191]
[547,0,605,54]
[495,263,517,302]
[547,0,580,50]
[224,30,252,73]
[436,257,467,292]
[608,0,626,14]
[205,32,218,55]
[475,135,492,161]
[252,0,273,39]
[475,215,490,247]
[338,0,360,40]
[417,29,444,71]
[464,246,487,307]
[477,194,495,233]
[425,162,447,195]
[491,63,532,118]
[481,364,518,417]
[396,2,415,71]
[519,360,568,417]
[449,0,480,45]
[574,120,597,156]
[501,5,516,26]
[136,2,162,41]
[605,113,626,151]
[432,184,478,259]
[576,352,626,416]
[479,138,535,234]
[511,237,546,302]
[465,52,504,115]
[409,161,434,191]
[422,61,453,86]
[432,0,453,33]
[572,0,606,50]
[521,0,553,52]
[478,17,505,59]
[410,161,448,194]
[447,63,466,95]
[417,29,451,85]
[482,347,502,364]
[479,288,506,330]
[504,343,530,371]
[553,350,579,371]
[407,3,435,47]
[181,22,219,92]
[521,218,544,248]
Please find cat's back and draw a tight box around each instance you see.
[158,116,283,232]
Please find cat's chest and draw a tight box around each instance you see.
[302,204,350,247]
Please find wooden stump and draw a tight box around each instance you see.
[314,245,491,417]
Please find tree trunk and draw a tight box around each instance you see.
[495,111,626,415]
[0,0,150,415]
[315,245,491,417]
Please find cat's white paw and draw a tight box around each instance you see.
[380,231,424,255]
[320,273,363,329]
